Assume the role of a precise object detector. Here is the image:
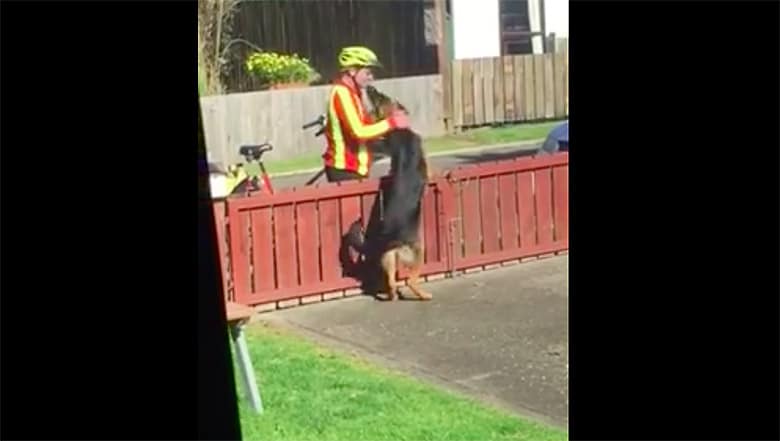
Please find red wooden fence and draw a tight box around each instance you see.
[211,153,568,308]
[446,153,569,271]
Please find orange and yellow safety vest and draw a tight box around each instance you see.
[322,79,398,176]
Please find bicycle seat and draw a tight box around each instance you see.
[239,143,273,158]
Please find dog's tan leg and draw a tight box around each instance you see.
[406,243,432,301]
[380,249,399,301]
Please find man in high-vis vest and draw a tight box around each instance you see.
[322,46,410,182]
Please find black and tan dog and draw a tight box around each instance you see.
[346,86,433,301]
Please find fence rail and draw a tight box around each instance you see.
[450,52,568,129]
[211,153,568,309]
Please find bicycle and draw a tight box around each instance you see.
[208,113,327,199]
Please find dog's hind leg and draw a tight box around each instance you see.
[405,242,432,301]
[380,249,399,301]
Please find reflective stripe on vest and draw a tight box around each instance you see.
[357,145,369,175]
[328,85,387,176]
[327,87,347,170]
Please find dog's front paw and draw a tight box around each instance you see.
[416,290,433,301]
[386,289,399,301]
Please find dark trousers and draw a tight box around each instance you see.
[325,167,364,183]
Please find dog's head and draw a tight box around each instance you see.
[366,85,407,121]
[366,86,431,182]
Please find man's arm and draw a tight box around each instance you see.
[333,86,397,141]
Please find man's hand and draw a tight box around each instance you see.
[390,110,410,129]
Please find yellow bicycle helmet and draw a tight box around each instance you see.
[338,46,383,69]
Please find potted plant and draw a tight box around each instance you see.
[245,51,320,90]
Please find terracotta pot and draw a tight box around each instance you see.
[269,81,308,90]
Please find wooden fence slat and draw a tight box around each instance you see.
[513,55,525,122]
[296,201,321,285]
[452,178,464,264]
[461,61,474,127]
[544,54,555,119]
[452,61,464,128]
[423,187,439,264]
[473,60,485,126]
[251,207,276,293]
[202,98,228,166]
[516,171,536,248]
[524,56,536,122]
[482,58,495,124]
[493,57,505,123]
[226,95,242,161]
[255,92,273,155]
[552,165,569,242]
[461,179,482,257]
[480,175,501,254]
[240,93,255,152]
[534,54,546,120]
[553,52,565,118]
[281,90,297,157]
[228,209,252,304]
[534,168,554,245]
[318,198,341,283]
[435,186,449,271]
[212,202,231,299]
[274,203,299,289]
[503,56,515,121]
[498,174,519,251]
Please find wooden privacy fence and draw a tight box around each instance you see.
[450,52,568,129]
[200,75,445,166]
[212,153,568,308]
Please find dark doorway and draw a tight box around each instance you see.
[500,0,533,55]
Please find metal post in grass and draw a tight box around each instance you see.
[226,302,264,414]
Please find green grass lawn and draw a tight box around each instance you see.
[234,323,567,441]
[263,121,564,176]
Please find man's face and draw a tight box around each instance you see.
[352,67,374,88]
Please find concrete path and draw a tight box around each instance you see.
[270,141,542,189]
[259,255,569,428]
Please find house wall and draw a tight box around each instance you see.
[451,0,501,60]
[544,0,568,38]
[450,0,567,57]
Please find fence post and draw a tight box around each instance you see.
[434,0,453,133]
[545,33,556,53]
[434,176,459,275]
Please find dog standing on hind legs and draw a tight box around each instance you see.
[346,86,433,301]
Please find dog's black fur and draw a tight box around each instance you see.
[345,129,426,253]
[341,86,432,301]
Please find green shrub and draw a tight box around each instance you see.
[245,51,320,86]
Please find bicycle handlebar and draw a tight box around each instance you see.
[302,114,326,130]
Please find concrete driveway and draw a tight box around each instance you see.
[259,255,569,428]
